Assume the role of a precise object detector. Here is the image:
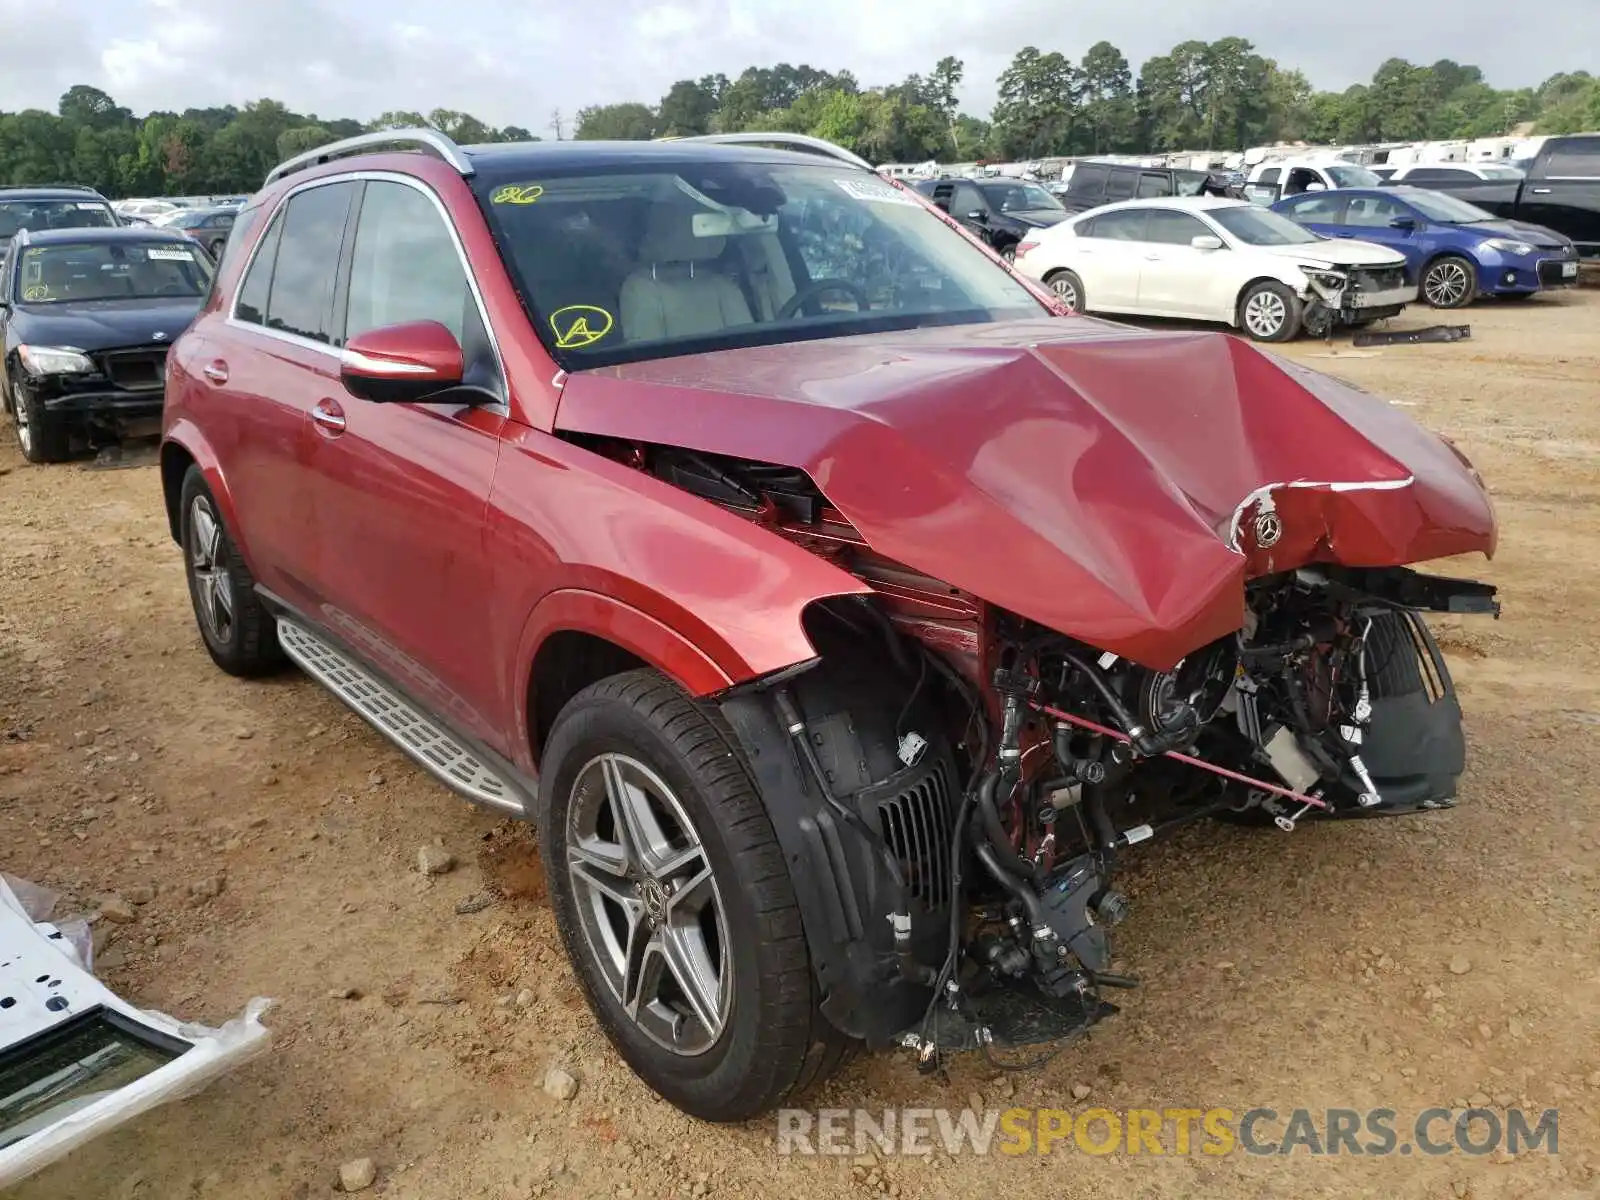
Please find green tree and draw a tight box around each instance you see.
[573,102,658,140]
[1079,41,1137,152]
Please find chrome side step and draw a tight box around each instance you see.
[276,618,528,815]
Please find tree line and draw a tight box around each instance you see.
[2,48,1597,198]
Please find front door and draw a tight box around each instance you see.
[304,177,509,752]
[1132,209,1236,320]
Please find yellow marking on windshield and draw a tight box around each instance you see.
[550,305,614,349]
[492,184,545,205]
[22,285,49,301]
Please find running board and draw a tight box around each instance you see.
[276,618,529,816]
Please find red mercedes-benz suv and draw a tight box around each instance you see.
[161,129,1499,1121]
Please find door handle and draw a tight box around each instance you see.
[1143,253,1162,261]
[201,360,229,385]
[1531,187,1552,194]
[310,398,347,436]
[1335,233,1355,238]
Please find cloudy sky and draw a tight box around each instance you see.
[3,0,1595,129]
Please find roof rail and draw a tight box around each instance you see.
[263,128,474,188]
[668,133,874,172]
[0,182,103,194]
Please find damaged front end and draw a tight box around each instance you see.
[551,319,1499,1072]
[1300,262,1415,337]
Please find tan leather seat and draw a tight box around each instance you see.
[620,204,752,341]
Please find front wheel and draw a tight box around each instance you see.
[1238,281,1303,342]
[1421,255,1476,309]
[1044,269,1086,313]
[9,378,71,463]
[539,670,852,1121]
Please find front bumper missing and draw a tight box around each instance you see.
[0,875,272,1189]
[38,390,164,421]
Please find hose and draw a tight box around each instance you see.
[972,770,1036,881]
[973,839,1049,934]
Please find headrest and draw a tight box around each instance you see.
[639,203,725,265]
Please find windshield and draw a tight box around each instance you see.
[1212,206,1324,246]
[1326,165,1382,188]
[0,199,115,240]
[1174,172,1211,197]
[15,241,213,304]
[983,183,1063,212]
[475,161,1045,367]
[1405,192,1496,223]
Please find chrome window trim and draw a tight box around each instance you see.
[225,170,508,413]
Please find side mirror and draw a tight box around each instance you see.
[1389,216,1417,231]
[1190,234,1225,251]
[1304,181,1327,193]
[966,209,988,223]
[340,320,464,404]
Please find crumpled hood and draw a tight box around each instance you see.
[1257,240,1407,269]
[554,318,1496,668]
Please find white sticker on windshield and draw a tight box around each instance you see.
[146,247,193,261]
[76,202,104,210]
[834,178,920,207]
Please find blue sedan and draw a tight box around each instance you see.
[1272,186,1581,308]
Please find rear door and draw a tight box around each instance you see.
[1070,209,1147,309]
[1132,209,1237,320]
[302,176,509,751]
[197,180,359,615]
[1277,192,1350,238]
[1523,138,1600,254]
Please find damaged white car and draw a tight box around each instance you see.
[1012,196,1415,342]
[0,875,271,1190]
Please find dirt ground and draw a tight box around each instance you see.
[3,291,1599,1200]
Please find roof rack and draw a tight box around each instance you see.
[667,133,874,172]
[263,128,474,188]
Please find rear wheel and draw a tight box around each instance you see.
[1421,255,1475,309]
[1044,269,1086,313]
[539,669,852,1121]
[1238,281,1302,342]
[180,466,286,676]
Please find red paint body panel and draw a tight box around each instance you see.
[553,318,1495,669]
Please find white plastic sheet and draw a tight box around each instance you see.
[0,874,273,1190]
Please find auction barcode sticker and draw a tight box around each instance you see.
[146,248,193,261]
[834,178,920,207]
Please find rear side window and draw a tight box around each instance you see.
[1136,172,1173,199]
[233,211,282,325]
[1103,170,1137,202]
[1068,164,1108,197]
[1544,138,1600,178]
[264,183,357,343]
[1086,210,1148,241]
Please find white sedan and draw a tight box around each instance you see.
[1012,197,1417,342]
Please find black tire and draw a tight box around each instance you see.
[9,378,71,463]
[1044,269,1086,313]
[1420,255,1476,309]
[1237,280,1303,342]
[539,669,852,1121]
[179,466,286,676]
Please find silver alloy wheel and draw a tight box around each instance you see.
[1424,260,1471,307]
[1243,289,1288,338]
[188,497,235,643]
[13,393,31,456]
[566,753,731,1056]
[1050,275,1080,311]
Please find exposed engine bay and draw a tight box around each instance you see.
[569,432,1501,1074]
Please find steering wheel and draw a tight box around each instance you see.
[777,279,871,320]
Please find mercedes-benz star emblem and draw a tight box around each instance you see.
[1254,511,1283,549]
[152,331,168,341]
